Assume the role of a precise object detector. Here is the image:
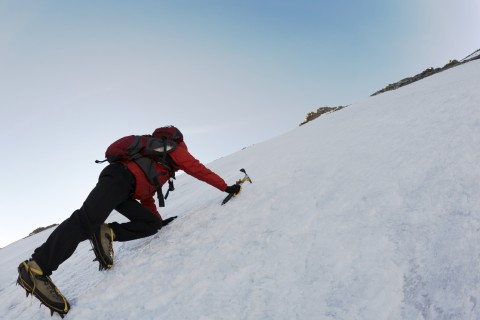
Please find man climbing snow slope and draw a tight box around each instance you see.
[16,126,241,317]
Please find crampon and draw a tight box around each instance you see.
[17,260,70,318]
[90,223,115,271]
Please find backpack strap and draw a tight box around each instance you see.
[164,179,175,200]
[134,157,169,207]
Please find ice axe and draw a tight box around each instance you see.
[239,168,252,182]
[221,168,253,205]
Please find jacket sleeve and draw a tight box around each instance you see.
[170,142,227,191]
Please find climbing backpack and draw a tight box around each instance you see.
[96,126,184,207]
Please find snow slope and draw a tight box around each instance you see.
[1,60,480,320]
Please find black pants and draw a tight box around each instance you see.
[32,163,162,276]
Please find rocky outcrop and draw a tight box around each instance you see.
[300,105,347,126]
[28,224,58,237]
[371,48,480,96]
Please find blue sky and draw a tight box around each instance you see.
[1,0,479,247]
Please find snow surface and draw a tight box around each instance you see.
[1,60,480,320]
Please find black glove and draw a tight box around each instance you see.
[162,216,177,226]
[225,184,241,194]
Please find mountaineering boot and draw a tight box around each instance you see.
[90,223,115,270]
[17,260,70,317]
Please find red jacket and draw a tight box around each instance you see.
[123,141,227,218]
